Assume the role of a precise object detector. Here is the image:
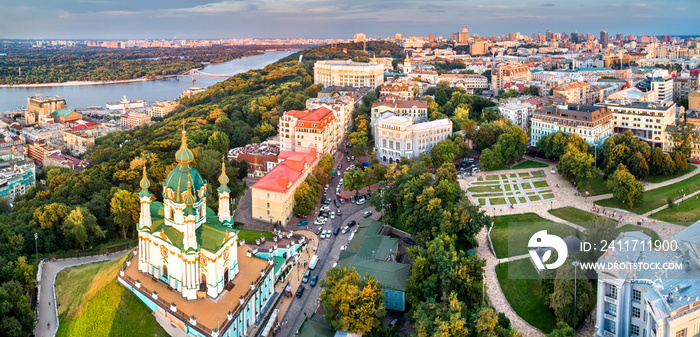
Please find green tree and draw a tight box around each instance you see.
[206,131,230,154]
[412,293,471,337]
[62,207,106,249]
[431,139,457,167]
[480,148,504,170]
[0,197,10,214]
[558,151,596,190]
[320,267,386,334]
[549,263,593,327]
[213,115,234,135]
[111,189,139,240]
[435,163,458,184]
[237,159,249,180]
[293,181,315,217]
[547,322,575,337]
[319,153,334,177]
[0,280,36,337]
[648,146,666,176]
[436,89,448,106]
[606,164,644,208]
[670,121,699,159]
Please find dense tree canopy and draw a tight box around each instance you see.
[320,267,386,334]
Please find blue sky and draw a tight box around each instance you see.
[0,0,697,39]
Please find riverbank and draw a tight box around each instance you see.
[0,78,151,88]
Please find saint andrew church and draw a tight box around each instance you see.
[136,124,240,300]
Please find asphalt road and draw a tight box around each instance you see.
[277,168,378,337]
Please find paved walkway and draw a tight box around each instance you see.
[476,228,544,336]
[34,250,131,337]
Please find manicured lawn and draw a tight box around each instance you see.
[644,165,696,184]
[491,166,512,171]
[512,160,549,170]
[533,181,549,188]
[477,176,484,181]
[521,182,532,189]
[478,198,486,205]
[595,173,700,214]
[496,259,558,333]
[472,193,505,198]
[504,184,512,192]
[549,207,617,228]
[512,184,520,190]
[532,171,544,177]
[236,228,275,242]
[56,252,169,337]
[650,196,700,226]
[518,197,527,203]
[541,193,555,200]
[468,185,503,193]
[490,213,580,257]
[585,173,609,196]
[518,172,530,177]
[486,175,500,180]
[615,224,660,243]
[529,195,541,201]
[508,197,517,204]
[491,197,507,205]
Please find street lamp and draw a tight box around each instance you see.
[550,201,553,211]
[572,260,580,320]
[34,233,38,262]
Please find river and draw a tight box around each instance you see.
[0,50,295,111]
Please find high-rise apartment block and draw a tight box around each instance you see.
[493,63,531,93]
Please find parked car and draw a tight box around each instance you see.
[348,220,357,227]
[323,230,331,238]
[403,237,416,246]
[310,274,319,287]
[315,227,323,235]
[365,194,371,200]
[296,286,305,297]
[302,270,310,283]
[334,200,340,207]
[363,211,372,218]
[346,157,351,162]
[314,218,325,225]
[333,227,340,235]
[336,209,342,216]
[339,178,344,185]
[341,226,350,234]
[320,205,330,212]
[319,231,326,239]
[297,219,308,226]
[330,212,336,219]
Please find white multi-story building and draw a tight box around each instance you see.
[306,95,355,141]
[598,101,676,150]
[530,104,614,146]
[370,98,429,134]
[437,74,489,92]
[278,107,339,154]
[499,101,535,132]
[0,162,35,202]
[594,223,700,337]
[374,112,452,164]
[313,60,385,88]
[637,69,674,102]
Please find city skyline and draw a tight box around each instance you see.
[1,0,698,40]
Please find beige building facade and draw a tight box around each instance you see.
[313,60,385,88]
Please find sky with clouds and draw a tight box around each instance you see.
[0,0,697,39]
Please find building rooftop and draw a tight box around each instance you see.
[407,118,452,131]
[598,101,675,112]
[251,151,318,193]
[52,109,78,117]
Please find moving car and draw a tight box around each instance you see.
[296,286,305,297]
[302,270,310,283]
[297,219,308,226]
[310,274,319,287]
[309,255,319,270]
[363,211,372,218]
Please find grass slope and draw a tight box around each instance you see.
[496,259,557,333]
[512,160,549,170]
[615,224,660,243]
[644,165,696,184]
[55,252,169,337]
[650,196,700,226]
[490,213,580,258]
[595,173,700,214]
[548,207,617,228]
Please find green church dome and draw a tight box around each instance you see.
[164,124,207,204]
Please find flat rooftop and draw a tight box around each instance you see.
[121,244,270,331]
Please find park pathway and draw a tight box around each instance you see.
[33,250,130,337]
[476,228,544,336]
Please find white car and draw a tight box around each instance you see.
[314,218,324,225]
[339,178,344,185]
[341,226,350,234]
[320,231,326,239]
[320,205,330,212]
[323,230,331,238]
[330,212,336,219]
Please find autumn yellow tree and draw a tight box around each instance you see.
[320,267,386,334]
[111,188,139,239]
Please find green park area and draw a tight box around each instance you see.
[595,173,700,214]
[615,224,661,243]
[55,252,169,337]
[643,165,696,184]
[496,259,558,333]
[235,227,275,242]
[469,171,554,207]
[512,160,549,170]
[650,196,700,226]
[548,207,617,227]
[490,213,580,258]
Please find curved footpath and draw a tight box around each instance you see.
[33,250,130,337]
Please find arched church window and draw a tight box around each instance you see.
[169,207,174,220]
